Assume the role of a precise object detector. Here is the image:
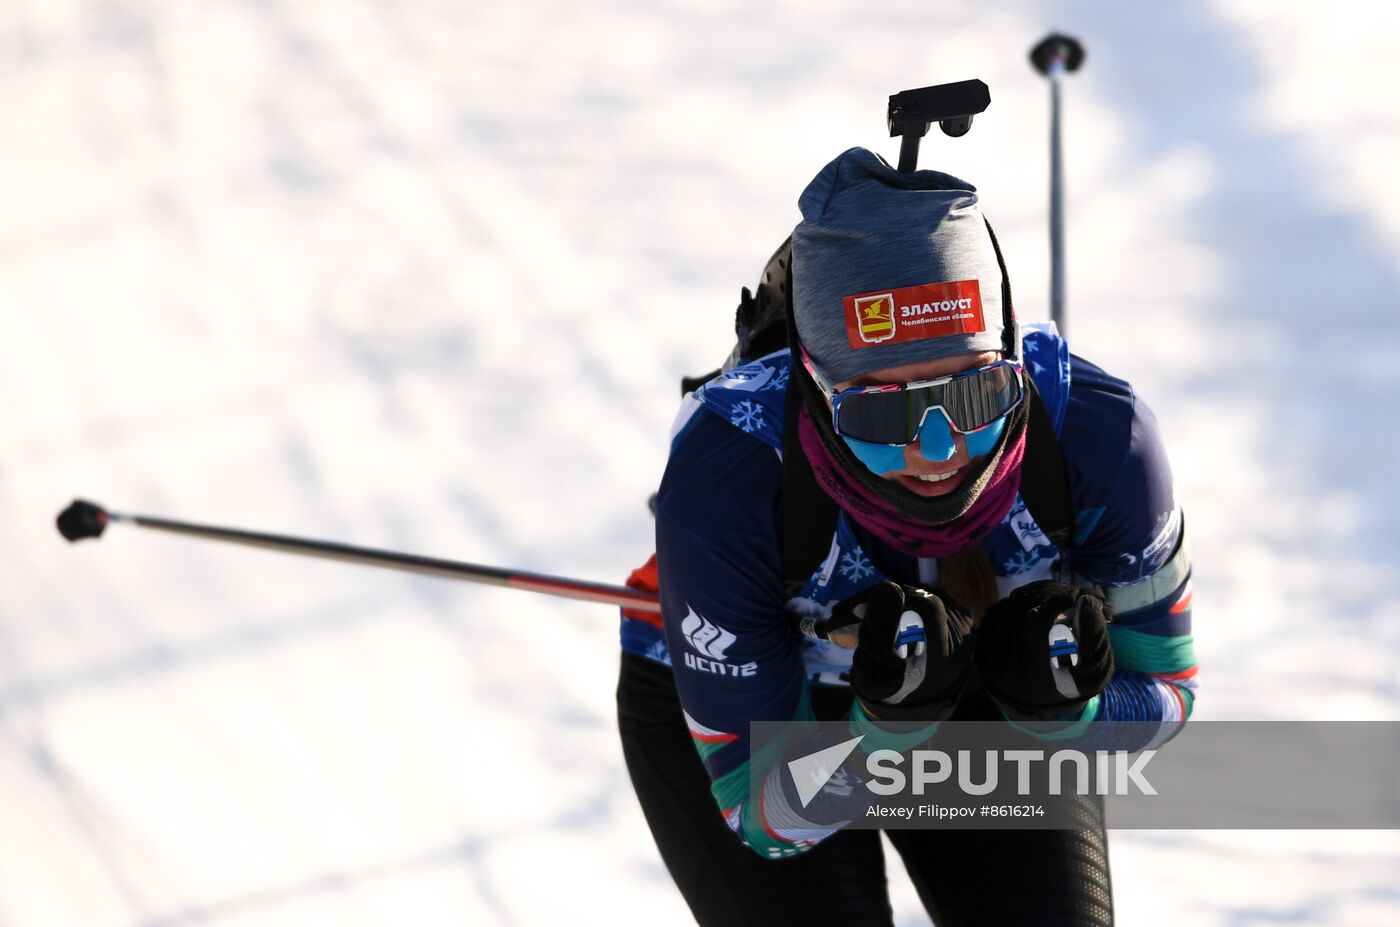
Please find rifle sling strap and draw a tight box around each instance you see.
[780,360,840,592]
[1020,377,1075,548]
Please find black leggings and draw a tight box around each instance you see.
[617,653,1114,926]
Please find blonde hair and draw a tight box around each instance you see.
[937,546,1000,622]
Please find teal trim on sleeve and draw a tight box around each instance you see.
[848,699,941,752]
[704,685,816,831]
[693,739,727,764]
[1109,626,1197,674]
[1003,695,1100,741]
[708,755,751,812]
[1099,521,1191,614]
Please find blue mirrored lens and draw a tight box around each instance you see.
[846,410,1009,477]
[843,435,907,475]
[916,412,957,462]
[964,415,1007,457]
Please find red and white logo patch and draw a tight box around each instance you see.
[843,280,985,350]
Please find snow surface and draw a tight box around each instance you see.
[3,1,1399,924]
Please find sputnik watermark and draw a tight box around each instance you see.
[788,736,1156,808]
[759,721,1400,829]
[865,747,1157,797]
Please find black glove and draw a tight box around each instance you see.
[834,582,975,722]
[975,580,1115,722]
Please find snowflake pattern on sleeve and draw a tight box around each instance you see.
[730,400,766,434]
[837,550,874,584]
[1002,548,1042,576]
[759,365,789,392]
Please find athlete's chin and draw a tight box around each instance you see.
[889,468,970,497]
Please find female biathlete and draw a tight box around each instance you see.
[617,148,1196,926]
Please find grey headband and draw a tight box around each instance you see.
[792,147,1009,384]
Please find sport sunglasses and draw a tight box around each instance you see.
[802,351,1026,446]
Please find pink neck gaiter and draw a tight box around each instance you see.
[797,407,1026,559]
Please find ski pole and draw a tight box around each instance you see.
[1029,33,1085,337]
[55,499,662,613]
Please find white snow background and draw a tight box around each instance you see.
[3,0,1399,924]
